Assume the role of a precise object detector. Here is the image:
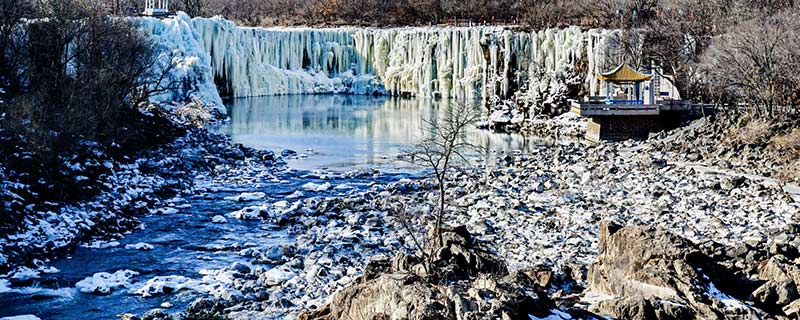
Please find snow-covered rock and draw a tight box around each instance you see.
[125,242,154,250]
[211,215,227,223]
[260,267,297,286]
[224,192,266,202]
[76,270,139,294]
[132,275,192,298]
[302,182,332,192]
[230,205,272,220]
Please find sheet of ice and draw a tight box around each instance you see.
[529,309,573,320]
[75,270,140,294]
[0,315,42,320]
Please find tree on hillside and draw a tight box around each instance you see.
[701,11,800,118]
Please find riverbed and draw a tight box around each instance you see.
[0,95,551,319]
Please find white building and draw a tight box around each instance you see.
[143,0,169,16]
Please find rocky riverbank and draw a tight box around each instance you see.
[154,126,797,319]
[0,104,279,278]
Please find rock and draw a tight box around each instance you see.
[588,221,761,319]
[230,262,251,275]
[299,227,556,320]
[259,267,296,286]
[141,309,172,320]
[521,265,554,288]
[211,215,227,223]
[752,280,798,309]
[75,269,139,294]
[758,256,800,285]
[783,299,800,317]
[280,149,296,157]
[590,297,694,320]
[185,297,225,320]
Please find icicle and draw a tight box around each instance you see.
[141,14,620,102]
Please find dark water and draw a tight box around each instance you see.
[0,95,553,319]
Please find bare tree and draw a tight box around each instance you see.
[402,102,482,247]
[701,11,800,118]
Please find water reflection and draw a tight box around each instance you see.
[225,95,557,171]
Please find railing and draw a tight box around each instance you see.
[607,99,644,105]
[570,101,659,116]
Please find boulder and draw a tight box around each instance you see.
[590,297,694,320]
[758,256,800,285]
[588,221,762,319]
[299,227,555,320]
[783,299,800,317]
[752,280,798,310]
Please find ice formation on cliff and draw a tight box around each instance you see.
[139,13,620,110]
[139,13,226,114]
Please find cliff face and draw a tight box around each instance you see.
[141,13,622,111]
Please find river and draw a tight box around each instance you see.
[0,95,555,319]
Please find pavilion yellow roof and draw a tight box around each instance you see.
[596,64,652,82]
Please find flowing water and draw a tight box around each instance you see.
[0,95,557,319]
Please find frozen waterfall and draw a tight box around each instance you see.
[139,13,621,111]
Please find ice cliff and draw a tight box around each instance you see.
[139,13,621,111]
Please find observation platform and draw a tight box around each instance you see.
[571,99,695,142]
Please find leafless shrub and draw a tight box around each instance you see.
[723,118,773,146]
[402,102,482,247]
[701,11,800,118]
[771,128,800,153]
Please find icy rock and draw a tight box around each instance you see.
[230,205,272,220]
[224,192,266,202]
[125,242,154,250]
[211,215,227,224]
[10,267,39,281]
[259,268,296,286]
[133,275,192,298]
[303,182,332,192]
[82,240,121,249]
[76,270,139,294]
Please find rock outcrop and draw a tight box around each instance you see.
[588,220,764,319]
[299,227,558,320]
